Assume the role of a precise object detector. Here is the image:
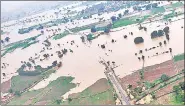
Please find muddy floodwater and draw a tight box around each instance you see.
[1,15,184,99]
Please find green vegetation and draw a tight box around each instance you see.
[151,6,165,14]
[60,89,114,105]
[144,81,155,89]
[112,15,150,28]
[139,70,144,80]
[53,30,70,40]
[10,75,42,92]
[160,74,169,82]
[22,41,39,49]
[171,82,184,105]
[1,34,41,57]
[70,25,92,33]
[174,53,184,62]
[8,76,76,105]
[171,2,183,9]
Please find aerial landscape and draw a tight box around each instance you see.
[1,1,184,105]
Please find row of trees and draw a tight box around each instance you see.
[151,26,170,40]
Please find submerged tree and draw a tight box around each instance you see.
[52,61,58,67]
[134,37,144,44]
[111,16,117,22]
[151,31,158,39]
[5,37,10,42]
[91,27,97,33]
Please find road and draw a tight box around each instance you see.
[99,59,131,105]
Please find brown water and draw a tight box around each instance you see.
[1,15,184,99]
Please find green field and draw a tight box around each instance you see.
[59,89,114,105]
[151,6,165,14]
[112,15,150,28]
[170,2,183,9]
[174,54,184,62]
[8,76,76,105]
[10,75,42,92]
[10,69,55,93]
[51,78,116,105]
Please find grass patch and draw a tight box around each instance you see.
[70,25,91,33]
[8,76,76,105]
[1,34,41,57]
[174,53,184,62]
[57,78,115,105]
[151,6,165,14]
[171,2,184,8]
[8,90,41,105]
[112,15,150,28]
[60,89,114,105]
[21,41,39,49]
[10,75,42,92]
[53,30,70,40]
[39,76,76,102]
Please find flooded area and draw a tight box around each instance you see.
[1,14,184,99]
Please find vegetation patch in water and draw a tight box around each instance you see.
[1,34,41,57]
[53,30,70,40]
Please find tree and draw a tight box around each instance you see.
[158,30,164,37]
[56,99,62,104]
[52,61,58,67]
[144,27,147,31]
[134,37,144,44]
[173,85,181,94]
[151,31,158,39]
[26,62,32,68]
[68,98,72,102]
[128,84,132,89]
[101,44,105,49]
[111,16,117,22]
[80,36,85,42]
[124,9,129,15]
[136,19,140,22]
[43,54,49,59]
[134,87,142,94]
[139,70,144,80]
[118,13,122,18]
[8,89,13,93]
[138,24,143,30]
[5,37,10,42]
[163,26,170,34]
[179,82,185,90]
[91,27,96,33]
[151,91,156,99]
[1,40,4,44]
[15,91,21,96]
[104,27,110,33]
[160,74,169,82]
